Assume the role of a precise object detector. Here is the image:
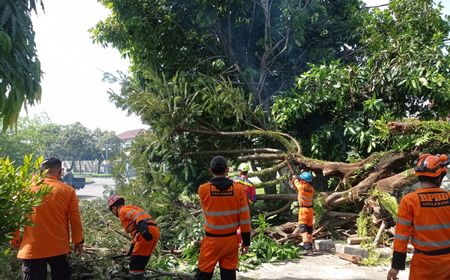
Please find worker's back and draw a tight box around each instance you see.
[396,187,450,252]
[17,176,83,259]
[198,178,251,235]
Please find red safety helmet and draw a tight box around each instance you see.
[107,194,125,210]
[414,154,449,178]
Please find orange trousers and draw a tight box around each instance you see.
[198,235,240,272]
[298,207,313,226]
[409,253,450,280]
[132,225,160,256]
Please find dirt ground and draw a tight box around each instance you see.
[238,254,410,280]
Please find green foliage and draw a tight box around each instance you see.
[356,211,373,239]
[370,119,450,154]
[240,214,300,270]
[0,0,43,129]
[93,0,364,108]
[0,116,122,165]
[0,155,49,245]
[361,247,390,266]
[272,0,450,160]
[372,190,398,221]
[313,195,327,225]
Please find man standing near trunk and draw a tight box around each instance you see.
[194,156,252,280]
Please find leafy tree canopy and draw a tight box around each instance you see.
[272,0,450,160]
[0,0,44,129]
[0,116,122,164]
[92,0,365,112]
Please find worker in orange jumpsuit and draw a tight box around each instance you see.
[291,171,315,252]
[108,195,160,280]
[194,156,252,280]
[11,157,84,279]
[387,154,450,280]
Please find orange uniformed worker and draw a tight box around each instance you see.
[291,171,315,252]
[108,195,160,280]
[11,157,84,279]
[194,156,252,280]
[387,153,450,280]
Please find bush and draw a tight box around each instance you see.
[0,155,49,278]
[0,156,48,245]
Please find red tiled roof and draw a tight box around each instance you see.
[116,129,145,140]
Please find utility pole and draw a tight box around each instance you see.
[105,143,109,174]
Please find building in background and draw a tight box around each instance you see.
[116,129,145,149]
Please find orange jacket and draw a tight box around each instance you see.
[292,179,314,208]
[13,175,83,259]
[198,178,251,239]
[118,205,157,238]
[392,187,450,270]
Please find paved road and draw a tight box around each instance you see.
[238,254,410,280]
[76,177,115,200]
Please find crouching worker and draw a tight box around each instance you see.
[194,156,252,280]
[108,195,160,280]
[291,171,315,252]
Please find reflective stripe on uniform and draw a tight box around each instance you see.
[205,206,249,217]
[240,219,251,225]
[395,233,410,241]
[206,222,240,230]
[412,238,450,248]
[126,210,137,219]
[397,218,412,226]
[414,222,450,231]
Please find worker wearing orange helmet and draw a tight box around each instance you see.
[387,153,450,280]
[194,156,251,280]
[108,195,160,280]
[291,171,315,252]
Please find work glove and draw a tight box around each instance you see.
[136,220,153,241]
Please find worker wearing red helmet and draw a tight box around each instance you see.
[387,154,450,280]
[291,171,315,252]
[108,195,160,280]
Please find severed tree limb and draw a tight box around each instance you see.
[265,201,293,217]
[256,193,296,201]
[147,268,193,279]
[238,153,286,161]
[255,175,289,188]
[373,221,387,246]
[375,168,417,193]
[324,152,419,207]
[249,161,288,177]
[183,148,282,156]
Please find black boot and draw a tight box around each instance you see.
[193,269,214,280]
[219,267,236,280]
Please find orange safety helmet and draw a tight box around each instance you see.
[414,154,449,177]
[107,194,125,210]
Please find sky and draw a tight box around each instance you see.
[23,0,450,134]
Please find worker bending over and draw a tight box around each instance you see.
[108,195,160,280]
[194,156,252,280]
[388,154,450,280]
[291,171,315,252]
